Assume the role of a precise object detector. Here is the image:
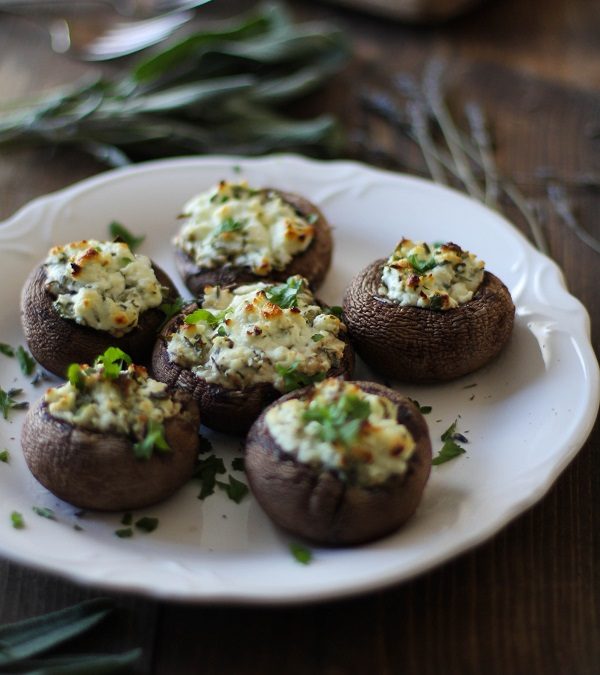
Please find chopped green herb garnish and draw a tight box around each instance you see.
[67,363,86,390]
[32,506,56,520]
[194,454,226,499]
[408,398,432,415]
[11,511,24,529]
[133,420,170,460]
[216,475,249,504]
[73,523,84,531]
[135,516,159,533]
[432,438,466,465]
[407,253,437,273]
[115,528,133,538]
[94,347,132,379]
[0,343,14,357]
[265,277,304,309]
[290,543,312,565]
[120,257,133,266]
[108,221,145,251]
[231,456,245,472]
[0,449,9,463]
[16,346,36,376]
[303,392,371,446]
[215,217,245,235]
[121,512,133,526]
[184,308,230,326]
[311,333,324,342]
[232,165,242,174]
[197,436,214,455]
[306,213,318,224]
[441,419,458,442]
[0,387,28,420]
[275,361,326,393]
[158,296,185,329]
[217,325,228,337]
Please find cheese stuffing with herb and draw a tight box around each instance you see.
[173,181,315,276]
[44,240,163,337]
[265,379,416,485]
[167,276,345,391]
[379,238,485,310]
[44,358,180,442]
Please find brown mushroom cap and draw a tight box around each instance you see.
[174,189,333,295]
[21,392,200,511]
[151,302,355,436]
[244,381,432,546]
[21,261,179,378]
[342,259,515,383]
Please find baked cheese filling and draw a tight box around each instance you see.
[379,238,485,310]
[265,378,416,485]
[44,240,163,337]
[167,276,345,391]
[173,181,315,276]
[45,360,181,441]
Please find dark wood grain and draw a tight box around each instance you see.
[1,0,599,673]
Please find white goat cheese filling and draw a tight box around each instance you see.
[265,379,416,485]
[44,240,163,337]
[379,239,485,310]
[167,276,345,391]
[45,363,180,441]
[173,181,315,276]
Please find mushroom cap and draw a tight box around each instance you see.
[244,381,432,546]
[21,392,200,511]
[174,189,333,295]
[151,303,355,436]
[21,262,178,378]
[342,259,515,383]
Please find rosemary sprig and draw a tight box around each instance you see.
[0,3,349,166]
[547,183,600,254]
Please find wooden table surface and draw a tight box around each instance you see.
[1,0,599,673]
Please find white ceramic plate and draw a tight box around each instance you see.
[0,155,598,604]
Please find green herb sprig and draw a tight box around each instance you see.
[432,419,467,465]
[108,221,145,251]
[303,392,371,446]
[0,4,348,166]
[0,387,28,420]
[265,277,304,309]
[290,543,313,565]
[185,308,230,327]
[275,361,326,393]
[94,347,132,379]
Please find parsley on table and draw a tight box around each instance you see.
[0,387,28,420]
[0,343,14,357]
[16,346,36,376]
[275,361,326,393]
[194,454,226,499]
[115,528,133,538]
[135,516,159,533]
[94,347,132,379]
[215,217,245,235]
[121,512,133,526]
[32,506,56,520]
[290,543,312,565]
[408,398,432,415]
[216,475,249,504]
[303,393,371,446]
[133,420,170,460]
[0,449,9,463]
[231,456,245,472]
[185,308,230,326]
[265,277,304,309]
[108,221,145,251]
[10,511,24,529]
[432,419,467,465]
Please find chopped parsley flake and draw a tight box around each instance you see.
[32,506,57,520]
[121,512,133,526]
[275,361,326,393]
[302,392,371,446]
[94,347,132,379]
[311,333,324,342]
[408,398,432,415]
[194,454,226,499]
[290,543,312,565]
[135,516,159,533]
[432,419,467,465]
[407,253,437,273]
[265,277,304,309]
[11,511,24,529]
[133,420,170,460]
[67,363,86,390]
[108,221,145,251]
[0,343,14,357]
[231,457,245,472]
[215,217,245,235]
[216,475,249,504]
[0,387,28,420]
[0,449,9,463]
[115,527,133,538]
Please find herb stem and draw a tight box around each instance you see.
[547,183,600,254]
[465,102,500,208]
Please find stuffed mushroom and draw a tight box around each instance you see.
[21,348,201,511]
[343,239,515,382]
[245,378,432,546]
[173,180,332,294]
[152,275,354,435]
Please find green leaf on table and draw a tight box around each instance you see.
[216,475,249,504]
[108,221,145,251]
[0,387,28,420]
[10,511,24,530]
[0,343,14,358]
[16,346,36,376]
[32,506,56,521]
[135,516,159,533]
[290,543,312,565]
[231,456,245,472]
[194,454,226,499]
[0,598,113,666]
[432,438,466,465]
[0,449,9,463]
